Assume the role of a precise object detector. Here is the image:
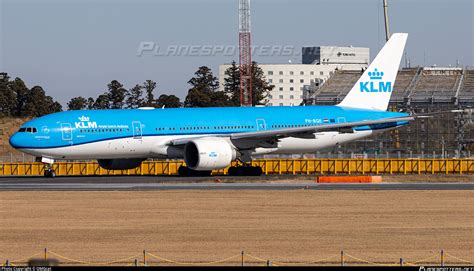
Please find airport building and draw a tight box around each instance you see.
[218,46,369,106]
[302,46,370,65]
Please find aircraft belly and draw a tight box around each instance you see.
[271,130,373,154]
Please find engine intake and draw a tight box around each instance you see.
[184,137,236,171]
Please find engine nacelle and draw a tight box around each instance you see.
[97,158,145,170]
[184,137,236,171]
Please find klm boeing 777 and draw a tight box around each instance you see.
[10,33,423,177]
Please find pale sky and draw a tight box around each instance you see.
[1,0,473,105]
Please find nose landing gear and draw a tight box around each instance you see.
[40,157,56,178]
[44,167,56,178]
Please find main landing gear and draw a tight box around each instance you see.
[178,166,212,177]
[177,164,263,177]
[227,159,263,176]
[227,165,263,176]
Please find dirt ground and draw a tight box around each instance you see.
[0,190,473,265]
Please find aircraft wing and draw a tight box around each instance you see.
[229,116,414,140]
[170,116,414,146]
[228,109,464,141]
[169,109,464,146]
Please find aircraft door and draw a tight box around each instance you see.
[61,123,73,141]
[132,121,142,139]
[337,117,346,123]
[256,119,266,131]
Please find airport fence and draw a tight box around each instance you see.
[0,158,473,176]
[2,249,473,266]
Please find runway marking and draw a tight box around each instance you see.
[0,182,472,191]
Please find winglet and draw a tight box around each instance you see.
[338,33,408,111]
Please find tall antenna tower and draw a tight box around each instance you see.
[239,0,252,106]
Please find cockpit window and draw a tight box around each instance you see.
[18,127,37,133]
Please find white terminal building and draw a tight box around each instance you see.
[219,46,370,106]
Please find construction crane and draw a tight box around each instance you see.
[239,0,252,106]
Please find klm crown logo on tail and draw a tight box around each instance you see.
[359,68,392,93]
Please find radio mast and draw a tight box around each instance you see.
[239,0,252,106]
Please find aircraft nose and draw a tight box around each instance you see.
[9,133,23,149]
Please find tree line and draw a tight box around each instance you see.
[66,80,182,111]
[185,61,273,107]
[0,62,274,118]
[0,73,62,117]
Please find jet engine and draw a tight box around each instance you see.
[97,158,145,170]
[184,137,237,171]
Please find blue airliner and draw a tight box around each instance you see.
[10,33,419,177]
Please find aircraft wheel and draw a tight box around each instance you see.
[178,166,190,176]
[250,166,263,176]
[227,166,262,176]
[199,170,212,177]
[44,168,56,178]
[244,166,262,176]
[228,166,238,176]
[178,166,212,177]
